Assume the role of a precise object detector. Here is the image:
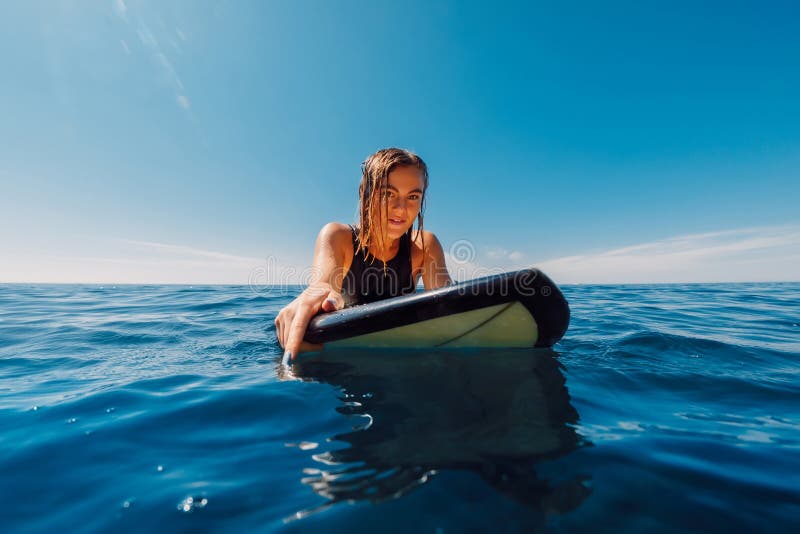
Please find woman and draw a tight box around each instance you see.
[276,148,452,363]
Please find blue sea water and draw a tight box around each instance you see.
[1,283,798,532]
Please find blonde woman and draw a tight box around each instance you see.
[276,148,452,362]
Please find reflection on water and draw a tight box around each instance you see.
[289,349,591,519]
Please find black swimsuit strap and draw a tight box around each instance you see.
[342,225,415,306]
[349,225,411,265]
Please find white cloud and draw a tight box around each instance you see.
[535,225,800,284]
[485,247,525,262]
[1,239,307,285]
[3,226,798,285]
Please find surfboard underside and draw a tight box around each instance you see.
[325,301,539,349]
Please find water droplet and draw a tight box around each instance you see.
[157,465,164,472]
[178,496,208,512]
[66,418,77,424]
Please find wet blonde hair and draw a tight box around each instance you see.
[355,148,428,266]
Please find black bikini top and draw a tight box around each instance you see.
[341,225,416,307]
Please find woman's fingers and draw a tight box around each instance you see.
[276,308,294,348]
[284,305,316,361]
[274,314,282,347]
[320,290,345,312]
[278,321,286,347]
[328,290,344,310]
[277,284,341,363]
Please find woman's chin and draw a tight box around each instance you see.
[376,219,412,241]
[387,226,410,239]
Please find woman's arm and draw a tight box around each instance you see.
[275,222,351,362]
[419,231,452,290]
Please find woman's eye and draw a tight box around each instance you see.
[381,190,420,201]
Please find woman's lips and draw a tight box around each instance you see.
[389,218,405,225]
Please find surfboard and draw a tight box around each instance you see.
[304,268,569,349]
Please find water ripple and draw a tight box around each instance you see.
[0,282,798,531]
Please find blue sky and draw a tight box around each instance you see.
[2,0,798,284]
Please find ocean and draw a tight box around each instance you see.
[1,282,798,532]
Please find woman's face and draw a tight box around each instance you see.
[375,165,424,242]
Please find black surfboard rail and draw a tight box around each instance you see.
[304,268,570,348]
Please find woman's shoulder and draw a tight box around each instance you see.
[316,222,355,266]
[320,221,353,234]
[318,222,354,248]
[411,227,436,241]
[410,228,444,254]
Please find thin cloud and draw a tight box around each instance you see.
[535,225,800,284]
[4,228,797,285]
[485,247,524,262]
[115,0,127,19]
[118,239,262,264]
[116,6,190,112]
[1,239,305,285]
